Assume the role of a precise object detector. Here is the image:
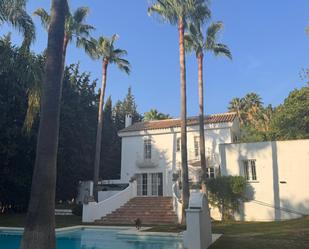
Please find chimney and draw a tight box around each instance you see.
[125,114,132,128]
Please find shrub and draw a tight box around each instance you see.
[72,204,83,216]
[206,176,247,220]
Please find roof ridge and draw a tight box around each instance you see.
[119,112,237,133]
[144,112,236,123]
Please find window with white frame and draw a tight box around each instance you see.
[176,137,181,152]
[243,159,257,181]
[206,167,215,179]
[144,139,152,159]
[194,136,199,157]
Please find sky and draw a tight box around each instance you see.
[2,0,309,117]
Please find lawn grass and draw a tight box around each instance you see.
[0,213,83,228]
[210,216,309,249]
[147,216,309,249]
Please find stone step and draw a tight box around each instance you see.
[122,204,173,210]
[96,197,177,225]
[99,218,177,224]
[105,213,177,218]
[109,211,176,216]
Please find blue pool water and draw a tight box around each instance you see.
[0,228,183,249]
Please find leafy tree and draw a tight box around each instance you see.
[0,0,35,49]
[57,64,97,201]
[148,0,211,223]
[206,176,247,220]
[185,21,231,191]
[113,86,142,130]
[105,87,143,180]
[20,0,67,247]
[0,36,43,213]
[143,109,171,121]
[270,86,309,140]
[100,96,121,180]
[88,34,131,200]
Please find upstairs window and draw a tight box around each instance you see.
[176,138,181,152]
[194,136,199,157]
[243,159,257,181]
[144,139,152,159]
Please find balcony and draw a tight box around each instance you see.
[136,151,160,168]
[186,149,218,167]
[188,149,201,166]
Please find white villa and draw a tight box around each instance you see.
[118,112,240,196]
[82,112,309,223]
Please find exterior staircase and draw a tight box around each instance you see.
[95,197,178,225]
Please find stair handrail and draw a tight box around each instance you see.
[172,181,183,224]
[82,180,137,222]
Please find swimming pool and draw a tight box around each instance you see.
[0,227,184,249]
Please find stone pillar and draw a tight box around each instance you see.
[183,191,212,249]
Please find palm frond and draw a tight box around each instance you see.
[186,0,211,25]
[212,43,232,59]
[205,21,232,59]
[76,24,95,36]
[184,22,203,54]
[33,8,50,30]
[76,36,96,55]
[148,0,178,25]
[23,87,40,133]
[113,48,128,57]
[205,21,223,49]
[73,7,90,24]
[115,58,131,74]
[0,0,35,49]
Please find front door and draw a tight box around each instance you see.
[137,173,163,196]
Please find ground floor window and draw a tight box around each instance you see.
[243,159,257,181]
[206,167,215,179]
[137,173,163,196]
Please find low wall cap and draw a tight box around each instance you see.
[188,191,205,208]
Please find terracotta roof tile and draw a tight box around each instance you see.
[119,112,237,133]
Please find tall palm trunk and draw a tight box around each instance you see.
[62,34,69,65]
[197,52,207,192]
[93,58,108,201]
[20,0,66,248]
[178,19,189,224]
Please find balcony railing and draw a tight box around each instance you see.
[136,151,160,168]
[179,149,218,167]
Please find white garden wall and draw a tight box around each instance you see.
[220,139,309,221]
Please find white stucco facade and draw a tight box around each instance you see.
[118,114,240,197]
[220,139,309,221]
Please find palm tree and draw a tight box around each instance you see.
[89,35,131,200]
[144,109,171,121]
[228,97,246,124]
[244,92,263,123]
[0,0,35,49]
[20,0,67,248]
[34,5,94,62]
[148,0,211,223]
[23,5,94,132]
[185,21,231,191]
